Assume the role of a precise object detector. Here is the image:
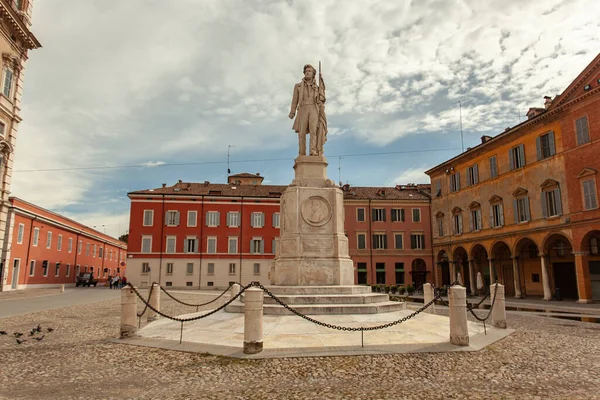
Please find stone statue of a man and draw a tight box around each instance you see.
[289,64,327,156]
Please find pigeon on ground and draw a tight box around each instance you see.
[16,338,26,344]
[46,327,54,333]
[34,335,45,341]
[0,330,7,335]
[35,324,42,333]
[13,332,23,337]
[29,329,37,336]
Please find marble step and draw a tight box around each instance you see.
[262,285,373,295]
[249,293,390,305]
[225,301,406,315]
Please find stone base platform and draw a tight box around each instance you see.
[225,285,406,315]
[118,308,515,359]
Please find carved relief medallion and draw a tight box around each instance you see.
[301,196,331,226]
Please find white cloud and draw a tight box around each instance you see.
[387,168,432,186]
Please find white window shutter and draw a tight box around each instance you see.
[175,212,180,226]
[260,240,264,254]
[554,188,562,215]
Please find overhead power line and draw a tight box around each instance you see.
[13,147,462,173]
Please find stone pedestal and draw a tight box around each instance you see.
[270,156,354,286]
[491,284,507,329]
[449,285,469,346]
[243,287,264,354]
[120,286,138,338]
[147,283,160,322]
[423,283,435,314]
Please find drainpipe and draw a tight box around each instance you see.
[158,194,165,285]
[368,199,373,284]
[198,195,204,289]
[239,196,244,284]
[73,232,80,281]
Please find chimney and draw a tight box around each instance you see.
[544,96,552,109]
[161,183,167,188]
[203,181,210,186]
[481,135,492,143]
[178,179,182,183]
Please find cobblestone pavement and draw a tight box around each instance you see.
[0,287,62,301]
[1,291,599,400]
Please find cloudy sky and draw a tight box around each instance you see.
[12,0,600,238]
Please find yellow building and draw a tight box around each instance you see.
[426,53,600,303]
[0,0,41,290]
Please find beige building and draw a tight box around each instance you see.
[0,0,41,290]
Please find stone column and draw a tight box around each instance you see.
[230,283,241,300]
[243,287,264,354]
[574,252,593,303]
[540,254,552,301]
[120,286,137,338]
[423,283,435,314]
[449,285,469,346]
[450,261,456,283]
[147,283,160,322]
[511,257,522,299]
[488,258,495,284]
[490,283,507,328]
[468,260,476,295]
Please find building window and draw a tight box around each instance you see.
[68,238,73,253]
[435,180,442,197]
[452,212,463,234]
[186,282,193,287]
[537,131,556,160]
[42,261,48,277]
[395,262,405,285]
[226,212,239,227]
[490,202,505,227]
[165,211,180,226]
[207,237,217,254]
[46,232,52,249]
[166,236,176,253]
[357,262,367,285]
[185,237,198,253]
[391,208,405,222]
[207,211,221,227]
[576,116,590,145]
[207,263,215,275]
[250,238,264,254]
[187,211,197,227]
[0,122,4,138]
[17,223,24,244]
[3,68,13,98]
[142,263,150,274]
[372,208,386,222]
[66,264,71,277]
[450,172,461,192]
[272,213,280,228]
[357,233,366,250]
[229,263,236,275]
[509,144,526,170]
[93,244,97,257]
[437,218,444,237]
[412,208,421,222]
[410,234,425,250]
[186,263,194,275]
[372,233,387,250]
[470,209,482,231]
[251,212,265,227]
[583,179,598,210]
[542,188,563,217]
[514,196,531,223]
[166,263,174,274]
[54,263,60,277]
[78,240,82,254]
[590,237,599,255]
[143,210,154,226]
[207,281,214,287]
[376,263,386,284]
[165,282,172,287]
[228,237,238,254]
[489,156,498,179]
[253,263,260,275]
[394,234,403,249]
[467,164,479,186]
[33,228,39,246]
[141,236,152,253]
[98,247,103,258]
[29,260,35,276]
[356,208,366,222]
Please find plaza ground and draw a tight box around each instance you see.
[0,288,599,399]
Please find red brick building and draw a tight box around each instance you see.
[126,176,433,289]
[2,197,128,291]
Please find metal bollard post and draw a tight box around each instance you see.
[60,284,65,293]
[243,287,264,354]
[490,284,507,328]
[230,283,241,300]
[120,286,138,338]
[147,283,160,322]
[423,283,435,314]
[449,285,469,346]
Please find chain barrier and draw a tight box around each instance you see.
[136,282,156,318]
[159,282,236,309]
[466,281,499,323]
[125,282,251,323]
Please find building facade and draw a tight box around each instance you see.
[0,0,41,290]
[2,197,128,291]
[127,178,433,289]
[425,53,600,303]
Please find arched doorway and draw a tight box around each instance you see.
[470,244,489,295]
[581,230,600,301]
[544,233,577,300]
[411,258,427,289]
[490,241,514,297]
[453,246,470,293]
[514,237,541,298]
[437,251,450,286]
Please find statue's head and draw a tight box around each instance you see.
[303,64,316,81]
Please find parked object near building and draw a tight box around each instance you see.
[426,52,600,303]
